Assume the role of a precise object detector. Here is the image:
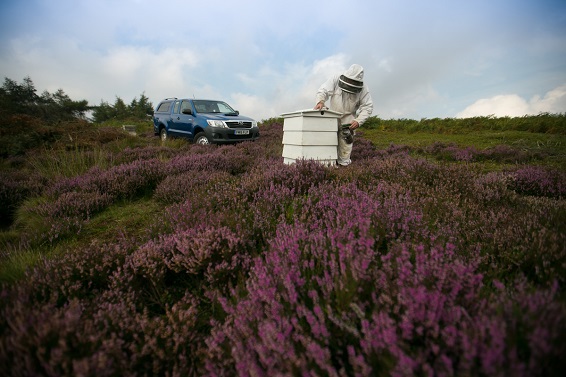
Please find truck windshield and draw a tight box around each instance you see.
[193,100,236,114]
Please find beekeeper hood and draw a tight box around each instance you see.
[338,64,364,94]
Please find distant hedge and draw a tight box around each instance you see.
[363,113,566,134]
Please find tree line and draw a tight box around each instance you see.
[0,76,153,123]
[0,76,155,157]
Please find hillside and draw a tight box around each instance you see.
[0,114,565,376]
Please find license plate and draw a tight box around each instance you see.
[235,130,249,135]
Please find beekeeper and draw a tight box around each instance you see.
[314,64,374,166]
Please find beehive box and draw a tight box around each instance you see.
[281,109,341,166]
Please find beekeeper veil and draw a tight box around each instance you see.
[338,64,364,94]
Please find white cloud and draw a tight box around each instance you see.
[530,84,566,113]
[457,94,530,118]
[377,58,393,73]
[230,93,274,122]
[1,0,565,122]
[0,35,205,106]
[227,54,353,121]
[456,84,566,118]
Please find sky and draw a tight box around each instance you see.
[0,0,565,122]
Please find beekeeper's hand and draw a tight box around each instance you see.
[349,120,360,130]
[314,101,324,110]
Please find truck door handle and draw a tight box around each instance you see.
[176,117,180,120]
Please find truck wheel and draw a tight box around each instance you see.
[194,132,210,145]
[160,128,168,141]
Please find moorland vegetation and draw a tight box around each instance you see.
[0,77,565,376]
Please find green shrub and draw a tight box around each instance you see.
[363,113,566,134]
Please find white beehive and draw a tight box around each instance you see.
[281,109,342,166]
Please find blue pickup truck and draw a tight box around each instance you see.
[152,98,260,144]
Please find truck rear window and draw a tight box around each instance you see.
[156,102,171,113]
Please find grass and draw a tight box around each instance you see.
[363,113,566,134]
[82,196,163,242]
[0,197,164,283]
[27,146,115,179]
[361,129,566,168]
[0,244,46,283]
[363,129,565,149]
[362,113,566,158]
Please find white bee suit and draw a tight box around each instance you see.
[315,64,374,166]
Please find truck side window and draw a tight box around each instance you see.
[173,101,181,114]
[157,102,171,113]
[181,101,192,114]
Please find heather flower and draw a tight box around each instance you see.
[19,190,113,243]
[510,165,566,198]
[1,120,564,376]
[115,145,179,164]
[154,170,235,204]
[46,158,167,199]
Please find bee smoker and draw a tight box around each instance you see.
[340,124,354,144]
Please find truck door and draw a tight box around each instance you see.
[176,100,195,139]
[168,100,194,138]
[167,100,182,137]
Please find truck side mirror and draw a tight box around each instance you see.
[182,108,192,115]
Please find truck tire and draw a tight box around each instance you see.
[160,128,168,141]
[194,132,210,145]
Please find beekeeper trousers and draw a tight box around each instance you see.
[337,132,353,166]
